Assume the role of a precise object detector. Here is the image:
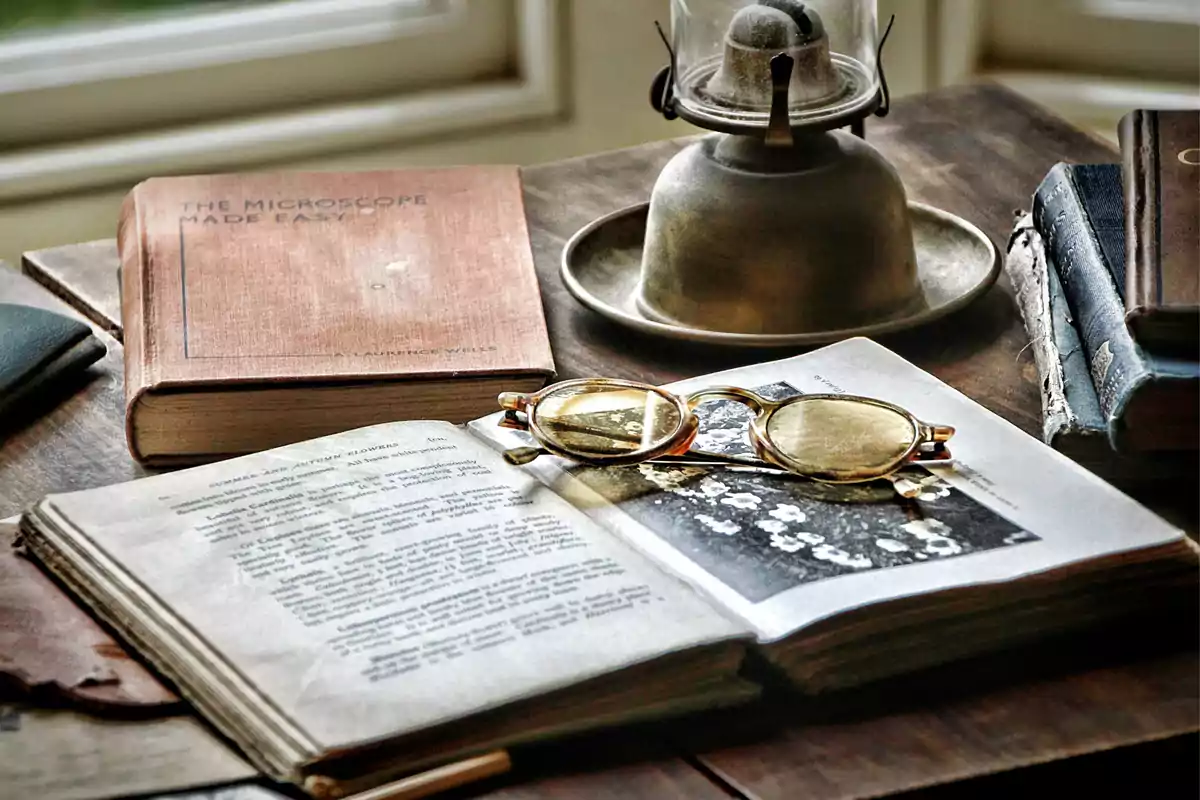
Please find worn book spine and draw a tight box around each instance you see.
[1032,163,1198,453]
[116,189,152,460]
[1119,110,1200,355]
[1005,216,1107,449]
[117,193,144,380]
[1004,215,1194,485]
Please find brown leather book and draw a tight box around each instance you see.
[1119,109,1199,355]
[118,168,554,465]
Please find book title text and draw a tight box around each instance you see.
[179,195,427,225]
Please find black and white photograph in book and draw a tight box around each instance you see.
[563,382,1039,604]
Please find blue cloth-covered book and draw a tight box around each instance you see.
[1007,214,1198,486]
[1031,163,1198,456]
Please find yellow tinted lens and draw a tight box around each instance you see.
[535,385,683,457]
[765,397,916,477]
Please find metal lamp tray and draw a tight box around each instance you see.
[561,201,1002,347]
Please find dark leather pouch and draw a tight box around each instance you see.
[0,303,106,420]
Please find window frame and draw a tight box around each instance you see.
[929,0,1199,141]
[0,0,463,95]
[0,0,561,202]
[1077,0,1200,26]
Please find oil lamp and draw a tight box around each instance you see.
[560,0,1000,345]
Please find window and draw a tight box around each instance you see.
[0,0,560,201]
[930,0,1199,141]
[0,2,246,31]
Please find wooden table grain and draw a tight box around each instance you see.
[5,85,1198,799]
[0,266,146,511]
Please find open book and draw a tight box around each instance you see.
[19,339,1197,798]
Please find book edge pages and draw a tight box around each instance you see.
[772,540,1197,689]
[18,500,757,796]
[300,646,758,796]
[19,503,317,784]
[1004,214,1082,445]
[128,373,550,467]
[20,420,755,793]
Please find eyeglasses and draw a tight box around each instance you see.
[496,379,955,485]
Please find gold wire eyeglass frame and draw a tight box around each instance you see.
[496,378,955,485]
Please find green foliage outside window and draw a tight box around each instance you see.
[0,1,264,33]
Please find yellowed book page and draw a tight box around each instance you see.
[41,422,746,753]
[0,706,256,800]
[467,337,1188,642]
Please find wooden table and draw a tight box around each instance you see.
[2,85,1197,799]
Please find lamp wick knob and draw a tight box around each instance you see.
[765,53,794,147]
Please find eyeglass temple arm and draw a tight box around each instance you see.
[920,422,956,445]
[503,446,776,469]
[498,392,530,412]
[503,446,547,465]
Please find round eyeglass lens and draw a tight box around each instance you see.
[534,385,684,457]
[765,397,917,477]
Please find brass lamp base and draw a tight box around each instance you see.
[638,131,922,335]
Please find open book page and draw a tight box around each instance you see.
[36,421,747,753]
[468,338,1187,642]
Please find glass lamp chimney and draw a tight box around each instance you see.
[668,0,882,134]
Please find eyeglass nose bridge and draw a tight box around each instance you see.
[685,386,770,415]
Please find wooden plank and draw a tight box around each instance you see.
[21,240,122,341]
[153,764,733,800]
[142,744,735,800]
[469,732,743,800]
[685,643,1199,799]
